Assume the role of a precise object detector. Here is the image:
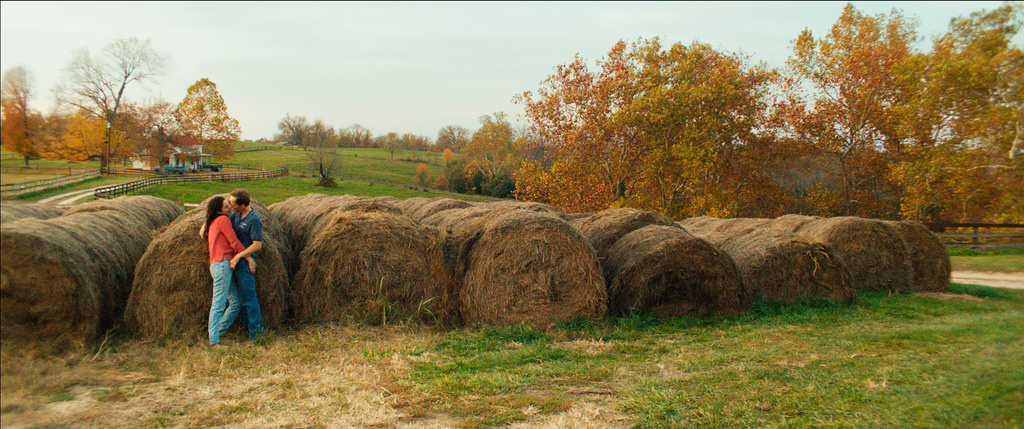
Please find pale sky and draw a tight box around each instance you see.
[0,1,1012,141]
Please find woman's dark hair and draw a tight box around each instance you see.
[203,196,226,241]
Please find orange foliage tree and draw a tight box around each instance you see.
[176,78,241,160]
[784,3,918,218]
[1,67,41,165]
[516,38,786,217]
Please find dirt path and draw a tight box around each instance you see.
[37,187,101,205]
[951,271,1024,289]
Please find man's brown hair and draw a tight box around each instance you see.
[230,189,251,206]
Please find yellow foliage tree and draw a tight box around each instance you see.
[49,113,105,161]
[176,78,241,159]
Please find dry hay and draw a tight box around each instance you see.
[368,195,401,205]
[479,200,562,214]
[604,225,749,318]
[406,197,474,222]
[0,202,65,224]
[394,196,433,215]
[883,220,950,292]
[766,214,819,232]
[123,197,290,340]
[686,227,855,305]
[777,217,914,293]
[290,210,455,325]
[559,212,592,222]
[419,205,495,233]
[269,194,402,265]
[677,217,770,236]
[448,209,607,327]
[62,195,183,230]
[1,210,154,349]
[570,208,678,257]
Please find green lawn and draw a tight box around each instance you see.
[228,147,447,186]
[950,249,1024,273]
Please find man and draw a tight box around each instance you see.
[226,188,264,340]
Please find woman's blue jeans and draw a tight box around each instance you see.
[209,260,240,345]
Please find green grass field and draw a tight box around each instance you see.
[2,284,1021,428]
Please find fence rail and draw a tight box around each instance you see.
[0,170,101,199]
[93,169,286,199]
[924,222,1024,249]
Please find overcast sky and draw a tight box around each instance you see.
[0,1,1013,141]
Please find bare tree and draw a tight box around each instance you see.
[55,37,166,171]
[276,114,311,147]
[436,124,470,153]
[305,120,341,187]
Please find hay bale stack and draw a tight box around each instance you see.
[479,200,562,214]
[883,220,950,292]
[449,210,606,327]
[0,202,65,223]
[603,225,748,317]
[570,207,678,257]
[777,217,914,293]
[124,197,290,340]
[686,227,855,305]
[1,210,153,348]
[407,198,474,222]
[368,195,402,205]
[62,195,183,230]
[290,210,454,325]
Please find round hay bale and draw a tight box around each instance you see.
[419,206,495,233]
[1,210,152,349]
[784,217,914,293]
[450,210,606,327]
[559,212,592,222]
[479,200,562,214]
[570,208,678,257]
[269,193,401,261]
[677,217,769,235]
[368,195,402,205]
[407,198,474,222]
[62,195,183,230]
[395,196,433,215]
[290,210,455,325]
[0,202,65,224]
[767,214,819,232]
[124,197,290,340]
[883,220,950,292]
[687,227,855,305]
[604,225,748,318]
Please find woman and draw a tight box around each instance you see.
[202,196,254,346]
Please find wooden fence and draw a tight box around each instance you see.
[925,223,1024,249]
[0,170,101,199]
[93,169,287,199]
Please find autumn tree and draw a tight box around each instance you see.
[176,78,241,159]
[49,112,106,161]
[415,162,431,187]
[784,4,918,217]
[894,2,1024,222]
[339,124,373,148]
[55,37,165,170]
[1,67,40,165]
[517,38,783,217]
[378,132,403,159]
